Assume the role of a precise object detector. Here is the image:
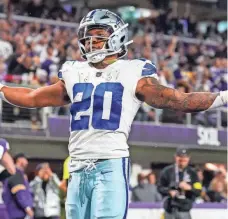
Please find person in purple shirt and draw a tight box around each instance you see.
[2,153,34,219]
[0,138,16,180]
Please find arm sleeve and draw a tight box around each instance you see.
[137,59,159,81]
[51,173,61,187]
[58,61,75,81]
[157,168,170,196]
[8,172,33,209]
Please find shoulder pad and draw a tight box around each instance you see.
[130,59,157,77]
[58,61,77,80]
[137,59,157,76]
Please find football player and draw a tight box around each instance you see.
[0,9,227,219]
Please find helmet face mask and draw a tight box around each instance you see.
[77,9,133,63]
[78,26,111,56]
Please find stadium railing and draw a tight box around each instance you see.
[0,13,78,28]
[0,13,219,46]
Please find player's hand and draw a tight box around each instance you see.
[179,181,192,191]
[25,207,34,218]
[39,168,45,178]
[46,166,53,177]
[169,190,178,198]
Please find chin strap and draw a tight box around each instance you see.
[103,58,118,65]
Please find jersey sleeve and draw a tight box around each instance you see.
[137,58,159,80]
[8,172,33,209]
[132,59,159,103]
[58,61,76,81]
[0,139,9,160]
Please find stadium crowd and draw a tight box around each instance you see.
[0,15,227,127]
[0,1,227,128]
[0,153,227,219]
[130,162,227,204]
[0,2,227,218]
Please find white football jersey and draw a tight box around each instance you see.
[58,59,158,171]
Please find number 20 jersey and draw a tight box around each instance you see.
[59,59,158,164]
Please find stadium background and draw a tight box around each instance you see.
[0,0,227,218]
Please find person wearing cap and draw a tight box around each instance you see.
[2,153,34,219]
[0,138,16,180]
[158,147,202,219]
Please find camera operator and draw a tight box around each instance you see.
[158,147,202,219]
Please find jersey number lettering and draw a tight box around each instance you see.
[70,82,124,131]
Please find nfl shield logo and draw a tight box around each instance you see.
[96,72,102,77]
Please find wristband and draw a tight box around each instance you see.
[0,91,7,102]
[208,91,228,110]
[0,83,6,101]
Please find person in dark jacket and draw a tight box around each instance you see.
[158,147,202,219]
[2,153,33,219]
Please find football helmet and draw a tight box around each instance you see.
[77,9,133,63]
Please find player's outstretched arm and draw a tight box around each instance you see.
[136,77,227,113]
[0,81,70,108]
[1,151,16,175]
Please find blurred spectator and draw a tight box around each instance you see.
[2,153,34,219]
[208,168,227,194]
[30,162,61,219]
[7,43,36,79]
[131,172,162,202]
[207,178,227,202]
[158,147,201,219]
[0,56,7,81]
[0,0,4,13]
[26,0,46,18]
[135,103,155,122]
[0,29,13,61]
[172,58,193,92]
[203,163,227,189]
[195,168,209,203]
[31,68,48,87]
[40,42,59,71]
[49,72,59,85]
